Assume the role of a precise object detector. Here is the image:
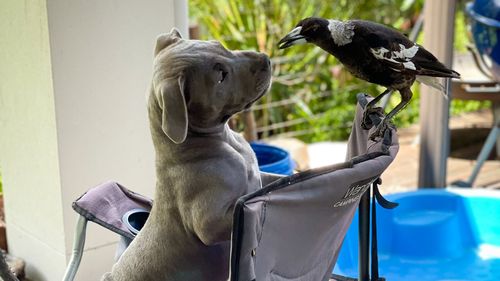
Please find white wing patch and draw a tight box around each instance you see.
[370,44,419,71]
[393,44,419,59]
[403,61,416,70]
[328,20,355,46]
[370,47,390,59]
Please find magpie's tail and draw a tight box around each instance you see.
[417,61,460,79]
[413,46,461,78]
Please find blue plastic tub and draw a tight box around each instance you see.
[334,189,500,280]
[250,142,294,175]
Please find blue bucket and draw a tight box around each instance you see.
[466,0,500,64]
[250,142,294,175]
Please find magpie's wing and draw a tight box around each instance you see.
[410,46,460,78]
[351,20,459,78]
[350,20,420,73]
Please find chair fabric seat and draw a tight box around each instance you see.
[73,181,152,240]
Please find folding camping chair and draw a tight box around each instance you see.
[62,93,399,281]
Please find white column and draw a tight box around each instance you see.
[0,1,188,280]
[174,0,190,38]
[418,0,456,188]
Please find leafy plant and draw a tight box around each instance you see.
[190,0,489,142]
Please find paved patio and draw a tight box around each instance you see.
[306,108,500,194]
[382,108,500,193]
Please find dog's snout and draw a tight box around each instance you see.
[248,54,271,75]
[232,50,271,94]
[234,51,270,68]
[260,58,271,74]
[265,57,271,67]
[263,56,271,71]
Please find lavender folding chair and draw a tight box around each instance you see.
[62,182,152,281]
[229,94,399,281]
[62,94,399,281]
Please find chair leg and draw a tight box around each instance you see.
[114,236,133,261]
[358,191,370,281]
[466,124,500,185]
[62,215,88,281]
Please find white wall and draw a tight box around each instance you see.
[0,0,188,280]
[0,1,67,279]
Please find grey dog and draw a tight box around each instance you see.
[101,29,277,281]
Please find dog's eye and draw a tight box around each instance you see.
[218,70,228,83]
[214,63,228,84]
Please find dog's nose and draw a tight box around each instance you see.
[262,55,271,68]
[248,53,271,75]
[260,56,271,72]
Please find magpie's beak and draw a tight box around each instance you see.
[278,27,307,49]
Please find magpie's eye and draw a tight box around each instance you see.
[303,24,318,34]
[214,63,228,84]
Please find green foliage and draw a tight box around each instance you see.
[454,3,469,53]
[0,172,3,195]
[190,0,489,142]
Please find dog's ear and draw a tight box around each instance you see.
[154,28,183,56]
[158,76,188,144]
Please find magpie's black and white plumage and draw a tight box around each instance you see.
[278,17,460,138]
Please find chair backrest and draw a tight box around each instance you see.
[229,94,399,281]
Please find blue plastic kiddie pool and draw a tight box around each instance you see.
[334,188,500,280]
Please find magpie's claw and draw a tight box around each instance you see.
[369,118,395,141]
[361,106,385,130]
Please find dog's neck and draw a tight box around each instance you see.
[152,123,253,189]
[188,123,227,136]
[153,123,236,160]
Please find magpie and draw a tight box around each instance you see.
[278,17,460,138]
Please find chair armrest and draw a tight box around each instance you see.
[260,171,286,187]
